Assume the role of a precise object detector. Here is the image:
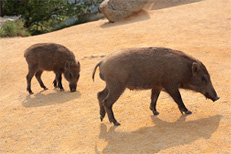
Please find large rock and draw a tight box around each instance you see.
[99,0,147,22]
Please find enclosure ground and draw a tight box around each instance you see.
[0,0,231,153]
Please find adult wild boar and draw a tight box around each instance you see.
[24,43,80,94]
[92,47,219,126]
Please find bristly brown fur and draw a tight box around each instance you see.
[93,47,219,126]
[24,43,80,94]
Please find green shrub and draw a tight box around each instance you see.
[0,20,30,37]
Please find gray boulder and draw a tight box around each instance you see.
[99,0,147,22]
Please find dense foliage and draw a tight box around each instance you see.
[0,20,30,37]
[1,0,103,35]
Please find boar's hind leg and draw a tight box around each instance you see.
[165,87,192,114]
[26,65,37,94]
[97,87,108,121]
[150,89,161,115]
[35,70,48,90]
[103,84,125,126]
[53,78,58,88]
[55,71,64,91]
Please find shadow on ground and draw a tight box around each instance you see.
[96,115,222,153]
[145,0,203,10]
[100,10,150,28]
[22,90,81,108]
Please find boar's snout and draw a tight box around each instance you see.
[69,83,77,92]
[64,62,80,92]
[213,96,220,102]
[204,86,219,102]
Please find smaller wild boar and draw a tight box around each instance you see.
[24,43,80,94]
[92,47,219,126]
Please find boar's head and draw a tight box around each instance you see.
[189,62,219,102]
[64,61,80,92]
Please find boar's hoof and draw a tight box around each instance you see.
[29,91,34,95]
[44,87,48,90]
[185,110,192,114]
[149,106,159,115]
[100,116,104,121]
[113,121,121,126]
[179,108,192,115]
[153,111,159,115]
[60,88,64,91]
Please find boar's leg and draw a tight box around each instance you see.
[35,70,48,90]
[26,65,37,94]
[165,87,192,114]
[97,87,108,121]
[150,89,161,115]
[103,84,125,126]
[55,71,64,91]
[53,78,58,88]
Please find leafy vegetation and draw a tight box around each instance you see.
[1,0,103,36]
[0,20,30,37]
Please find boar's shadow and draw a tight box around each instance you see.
[97,115,222,153]
[22,90,81,108]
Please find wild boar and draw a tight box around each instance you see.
[24,43,80,94]
[92,47,219,126]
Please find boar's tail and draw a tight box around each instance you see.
[92,61,102,82]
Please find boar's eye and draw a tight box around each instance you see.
[201,75,207,85]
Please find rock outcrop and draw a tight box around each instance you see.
[99,0,147,22]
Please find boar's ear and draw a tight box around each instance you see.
[192,62,200,74]
[77,61,80,71]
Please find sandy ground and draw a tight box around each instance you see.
[0,0,231,153]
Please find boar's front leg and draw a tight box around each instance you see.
[165,87,192,114]
[55,71,64,91]
[150,88,161,115]
[35,70,48,90]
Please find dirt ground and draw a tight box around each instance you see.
[0,0,231,153]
